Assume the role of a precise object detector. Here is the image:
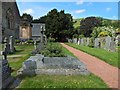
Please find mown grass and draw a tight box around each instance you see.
[8,44,34,76]
[19,74,109,88]
[17,43,109,88]
[66,43,119,68]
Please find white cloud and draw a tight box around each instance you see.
[74,9,86,14]
[106,8,111,12]
[76,0,84,5]
[23,9,34,14]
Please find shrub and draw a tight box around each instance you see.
[15,40,21,43]
[48,37,55,42]
[41,43,66,57]
[27,40,34,44]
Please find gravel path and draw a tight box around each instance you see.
[61,43,119,88]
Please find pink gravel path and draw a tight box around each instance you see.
[61,43,119,88]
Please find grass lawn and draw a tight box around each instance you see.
[8,44,34,76]
[19,74,108,88]
[66,43,119,68]
[16,43,109,88]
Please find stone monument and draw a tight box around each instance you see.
[1,43,14,89]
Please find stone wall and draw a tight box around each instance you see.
[2,2,20,40]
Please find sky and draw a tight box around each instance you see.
[16,1,118,20]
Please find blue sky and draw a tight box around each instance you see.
[17,2,118,20]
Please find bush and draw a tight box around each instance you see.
[15,40,21,43]
[48,37,55,42]
[41,43,66,57]
[27,40,34,44]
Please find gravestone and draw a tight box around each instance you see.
[73,38,77,44]
[1,44,14,89]
[77,38,80,45]
[4,37,10,54]
[81,38,84,46]
[83,38,87,46]
[100,37,106,49]
[19,54,90,75]
[110,37,116,52]
[105,36,111,51]
[86,38,90,46]
[9,36,15,53]
[94,38,100,48]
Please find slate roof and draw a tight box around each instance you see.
[32,23,45,37]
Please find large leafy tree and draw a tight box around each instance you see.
[80,17,102,37]
[38,9,74,41]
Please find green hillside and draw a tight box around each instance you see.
[73,18,83,28]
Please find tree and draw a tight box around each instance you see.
[40,9,73,42]
[21,13,33,22]
[80,17,102,37]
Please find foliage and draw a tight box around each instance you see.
[48,37,55,42]
[78,34,85,38]
[91,26,115,38]
[15,39,21,43]
[80,17,102,37]
[98,31,109,37]
[26,40,34,44]
[66,43,119,68]
[21,13,33,23]
[36,9,74,41]
[73,34,78,38]
[41,43,66,57]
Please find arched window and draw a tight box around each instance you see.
[6,8,14,29]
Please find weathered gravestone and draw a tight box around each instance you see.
[73,38,77,44]
[100,37,106,49]
[81,38,84,46]
[9,36,15,53]
[105,36,111,51]
[77,38,80,45]
[110,37,116,52]
[1,45,14,89]
[94,38,100,48]
[86,38,90,46]
[4,37,10,54]
[18,54,90,75]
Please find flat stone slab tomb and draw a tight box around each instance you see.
[18,54,90,75]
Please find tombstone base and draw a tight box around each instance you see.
[2,76,14,89]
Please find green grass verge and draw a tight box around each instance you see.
[8,44,34,76]
[19,74,109,88]
[66,43,119,68]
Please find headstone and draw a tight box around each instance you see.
[81,38,84,46]
[73,38,77,44]
[77,38,80,45]
[4,37,10,54]
[19,54,90,75]
[110,37,116,52]
[94,38,100,48]
[86,38,90,46]
[100,37,106,49]
[1,44,14,89]
[9,36,15,53]
[105,36,111,51]
[83,38,87,46]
